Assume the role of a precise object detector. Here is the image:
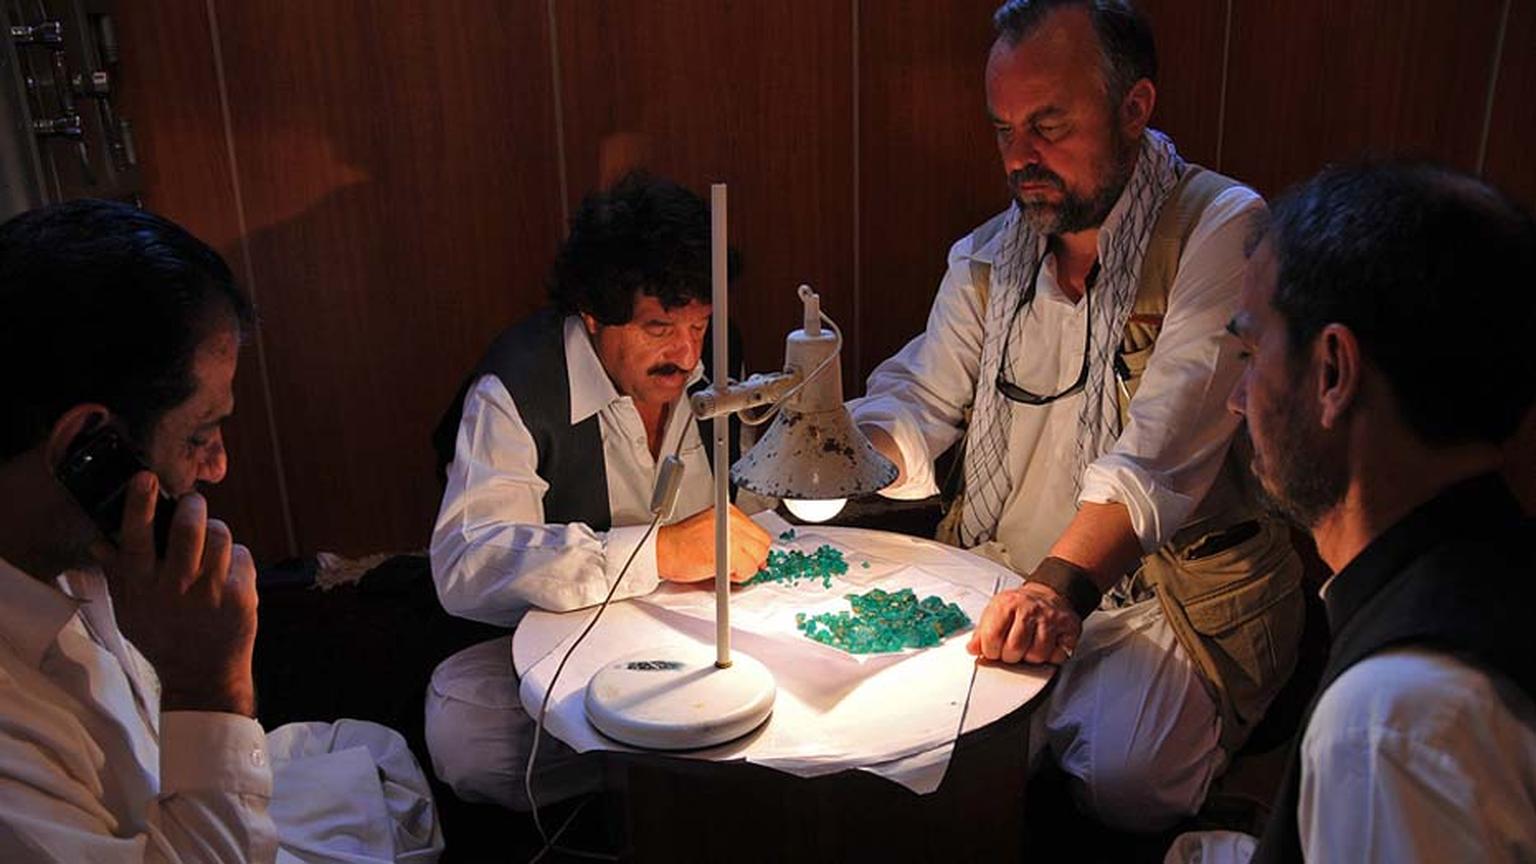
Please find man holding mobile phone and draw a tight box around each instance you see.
[0,200,439,862]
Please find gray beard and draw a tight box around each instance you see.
[1018,177,1124,235]
[1016,138,1138,235]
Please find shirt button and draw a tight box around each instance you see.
[251,748,266,768]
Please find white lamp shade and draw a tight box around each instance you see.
[730,404,897,500]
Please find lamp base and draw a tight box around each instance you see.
[584,646,775,750]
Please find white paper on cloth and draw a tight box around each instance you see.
[517,515,1034,793]
[517,602,982,788]
[637,546,992,666]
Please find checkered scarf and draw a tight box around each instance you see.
[958,130,1185,548]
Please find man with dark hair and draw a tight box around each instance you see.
[0,199,441,862]
[1169,163,1536,862]
[0,199,273,861]
[427,172,772,809]
[852,0,1303,829]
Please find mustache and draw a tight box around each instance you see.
[1009,166,1065,190]
[648,363,688,377]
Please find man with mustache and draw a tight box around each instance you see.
[1167,164,1536,862]
[852,0,1303,829]
[426,172,772,810]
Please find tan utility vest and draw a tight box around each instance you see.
[947,167,1305,751]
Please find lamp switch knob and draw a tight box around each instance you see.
[798,284,821,336]
[650,455,685,520]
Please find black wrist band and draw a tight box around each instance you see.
[1027,556,1102,620]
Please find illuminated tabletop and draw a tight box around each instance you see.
[511,522,1054,794]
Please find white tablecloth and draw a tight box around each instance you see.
[513,517,1053,793]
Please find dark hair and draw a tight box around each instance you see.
[993,0,1157,106]
[1258,162,1536,447]
[549,172,738,326]
[0,198,253,460]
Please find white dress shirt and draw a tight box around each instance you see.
[1166,647,1536,864]
[432,314,715,625]
[1297,647,1536,862]
[0,557,277,863]
[852,185,1262,573]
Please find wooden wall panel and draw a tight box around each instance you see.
[210,0,562,556]
[1137,0,1228,168]
[555,0,855,384]
[854,1,1231,388]
[114,0,293,562]
[856,0,999,386]
[1486,2,1536,513]
[1222,0,1505,198]
[1483,0,1536,209]
[113,1,1536,561]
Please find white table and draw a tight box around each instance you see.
[511,525,1054,793]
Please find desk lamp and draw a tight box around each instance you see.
[584,184,897,750]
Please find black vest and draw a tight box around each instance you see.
[1252,474,1536,863]
[431,308,741,529]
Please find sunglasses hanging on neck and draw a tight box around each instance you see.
[995,250,1101,405]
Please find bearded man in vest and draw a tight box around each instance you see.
[852,0,1304,829]
[426,172,773,810]
[1168,164,1536,863]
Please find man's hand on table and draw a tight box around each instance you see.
[967,581,1079,666]
[967,502,1140,665]
[656,503,772,584]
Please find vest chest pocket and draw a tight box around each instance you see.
[1115,316,1163,420]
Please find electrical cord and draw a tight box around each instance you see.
[524,433,689,863]
[526,795,598,864]
[738,307,843,427]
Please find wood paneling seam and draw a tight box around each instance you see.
[1476,0,1512,175]
[851,0,862,386]
[547,0,570,229]
[1214,0,1232,172]
[203,0,298,558]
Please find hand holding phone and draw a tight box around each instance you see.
[56,422,177,558]
[94,474,259,717]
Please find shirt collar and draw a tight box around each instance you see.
[562,314,705,425]
[1322,473,1525,635]
[0,556,84,668]
[967,214,1013,267]
[563,315,621,424]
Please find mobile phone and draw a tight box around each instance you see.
[56,421,177,558]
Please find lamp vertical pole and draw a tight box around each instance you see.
[710,183,732,669]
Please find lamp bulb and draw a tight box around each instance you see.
[783,497,846,523]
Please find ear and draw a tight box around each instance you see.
[1314,323,1361,430]
[1119,78,1156,139]
[581,311,600,336]
[42,404,112,474]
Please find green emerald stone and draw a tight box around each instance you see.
[796,586,971,654]
[744,543,850,589]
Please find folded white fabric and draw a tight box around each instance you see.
[267,719,444,863]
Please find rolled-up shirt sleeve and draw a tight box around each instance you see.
[431,374,659,624]
[850,236,989,500]
[1078,187,1264,550]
